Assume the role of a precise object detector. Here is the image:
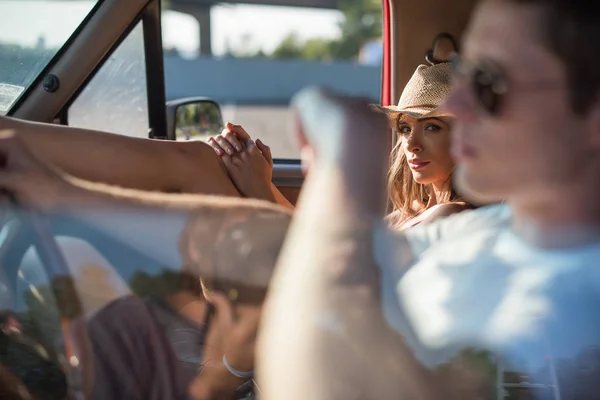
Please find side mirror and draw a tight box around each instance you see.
[165,97,224,141]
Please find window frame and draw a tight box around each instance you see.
[60,0,168,138]
[8,0,155,124]
[4,1,104,117]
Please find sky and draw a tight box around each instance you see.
[0,0,343,57]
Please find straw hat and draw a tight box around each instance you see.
[372,62,454,122]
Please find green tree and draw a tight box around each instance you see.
[330,0,382,60]
[238,49,268,59]
[301,38,333,61]
[271,33,303,60]
[270,0,382,61]
[271,35,333,61]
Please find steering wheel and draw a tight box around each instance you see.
[0,203,91,400]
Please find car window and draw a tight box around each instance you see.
[0,201,289,399]
[0,0,99,115]
[162,0,382,159]
[68,21,150,138]
[0,218,68,400]
[0,211,181,399]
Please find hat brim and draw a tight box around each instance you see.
[370,104,453,122]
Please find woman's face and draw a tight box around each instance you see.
[398,115,454,186]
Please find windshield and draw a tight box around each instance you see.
[0,203,274,399]
[0,0,99,114]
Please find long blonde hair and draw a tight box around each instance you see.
[387,134,459,226]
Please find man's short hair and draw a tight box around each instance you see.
[505,0,600,114]
[507,0,600,114]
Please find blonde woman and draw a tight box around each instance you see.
[374,62,472,229]
[208,62,471,228]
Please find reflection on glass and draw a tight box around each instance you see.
[0,202,287,399]
[69,21,149,138]
[0,0,99,114]
[175,102,223,141]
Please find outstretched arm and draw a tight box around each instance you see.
[0,116,240,196]
[257,90,443,399]
[0,129,278,267]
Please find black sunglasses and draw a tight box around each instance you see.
[451,56,561,116]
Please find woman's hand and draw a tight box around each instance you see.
[189,292,261,400]
[207,123,250,157]
[207,123,275,202]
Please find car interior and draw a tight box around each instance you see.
[0,0,483,398]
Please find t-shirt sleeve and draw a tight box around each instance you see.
[403,204,510,257]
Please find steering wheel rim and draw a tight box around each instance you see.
[0,204,91,400]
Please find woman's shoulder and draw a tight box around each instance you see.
[402,203,510,257]
[421,202,510,238]
[386,202,474,230]
[386,210,404,225]
[420,201,473,224]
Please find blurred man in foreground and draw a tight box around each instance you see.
[259,0,600,398]
[0,0,599,397]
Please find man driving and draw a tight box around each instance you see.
[256,0,600,397]
[0,0,600,398]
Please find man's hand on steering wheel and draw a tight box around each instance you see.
[189,292,261,400]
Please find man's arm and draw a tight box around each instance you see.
[0,116,240,196]
[257,90,440,399]
[68,177,287,269]
[0,129,279,268]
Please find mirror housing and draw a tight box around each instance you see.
[165,97,224,141]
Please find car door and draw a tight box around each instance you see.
[162,0,389,206]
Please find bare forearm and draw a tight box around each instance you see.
[259,161,388,399]
[53,176,273,267]
[1,116,240,196]
[258,91,410,399]
[261,164,422,399]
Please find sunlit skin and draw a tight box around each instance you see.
[445,0,600,247]
[447,1,578,206]
[397,114,455,206]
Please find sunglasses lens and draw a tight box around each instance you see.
[472,64,505,116]
[452,57,505,116]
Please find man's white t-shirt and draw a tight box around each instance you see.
[379,204,600,394]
